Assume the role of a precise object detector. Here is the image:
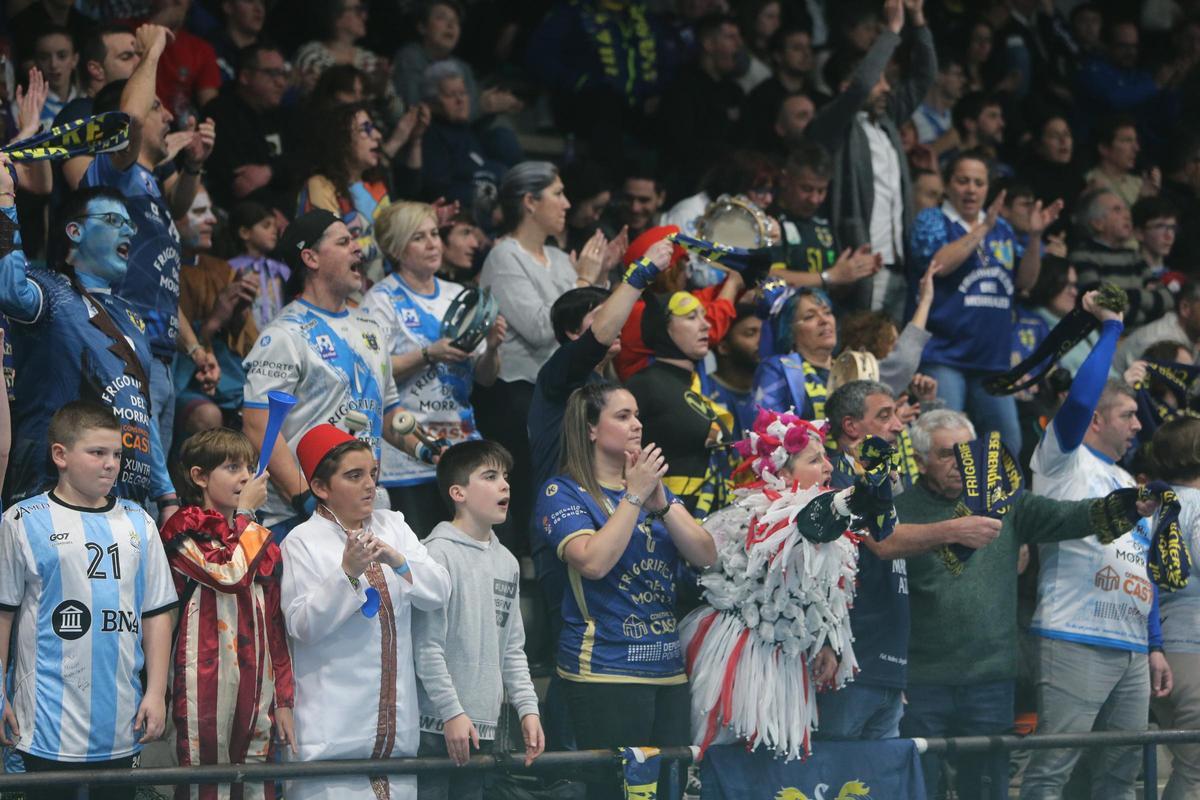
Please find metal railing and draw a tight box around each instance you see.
[1,730,1198,798]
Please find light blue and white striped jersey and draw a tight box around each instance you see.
[0,492,176,762]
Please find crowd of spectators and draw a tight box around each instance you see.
[3,0,1200,797]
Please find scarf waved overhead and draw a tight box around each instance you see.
[2,112,130,162]
[944,432,1025,574]
[985,283,1128,396]
[1134,359,1200,435]
[667,231,777,286]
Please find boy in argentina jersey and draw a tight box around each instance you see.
[0,174,176,515]
[0,402,176,793]
[242,211,418,529]
[1021,294,1168,800]
[535,478,686,683]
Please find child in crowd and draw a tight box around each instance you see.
[0,401,177,800]
[160,428,295,800]
[413,440,544,799]
[227,201,288,329]
[281,424,450,800]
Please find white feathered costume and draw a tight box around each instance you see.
[680,410,863,762]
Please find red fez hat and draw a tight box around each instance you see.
[623,224,687,269]
[296,424,356,484]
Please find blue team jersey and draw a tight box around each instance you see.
[910,204,1017,373]
[535,477,687,684]
[830,453,910,688]
[3,270,171,507]
[82,154,181,360]
[0,493,176,762]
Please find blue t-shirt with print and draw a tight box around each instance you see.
[535,476,686,684]
[831,453,909,688]
[82,154,181,360]
[909,205,1017,373]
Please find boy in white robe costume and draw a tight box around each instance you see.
[281,424,451,799]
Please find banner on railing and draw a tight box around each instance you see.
[699,740,926,799]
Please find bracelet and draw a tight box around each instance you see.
[182,163,204,176]
[421,346,433,365]
[235,508,257,520]
[346,573,361,590]
[645,503,670,521]
[394,560,411,577]
[186,342,202,358]
[624,492,644,508]
[818,270,829,289]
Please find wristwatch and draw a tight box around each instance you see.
[624,493,644,508]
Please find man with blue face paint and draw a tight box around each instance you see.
[0,156,178,521]
[66,23,217,471]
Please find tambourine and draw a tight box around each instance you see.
[695,194,779,250]
[441,287,498,353]
[827,350,881,395]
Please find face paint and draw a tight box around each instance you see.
[179,189,217,251]
[71,198,135,286]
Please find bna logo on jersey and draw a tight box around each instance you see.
[52,600,91,640]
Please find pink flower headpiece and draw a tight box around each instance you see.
[733,407,827,479]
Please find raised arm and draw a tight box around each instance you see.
[806,10,901,150]
[592,239,674,344]
[1051,293,1123,452]
[0,165,45,324]
[113,24,173,173]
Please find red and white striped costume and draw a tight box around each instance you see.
[161,507,294,800]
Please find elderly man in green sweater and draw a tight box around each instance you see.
[894,407,1150,800]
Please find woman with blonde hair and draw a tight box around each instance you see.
[533,381,715,799]
[363,201,506,535]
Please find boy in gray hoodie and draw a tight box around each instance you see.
[413,440,545,799]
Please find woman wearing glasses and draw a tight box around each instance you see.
[299,103,410,286]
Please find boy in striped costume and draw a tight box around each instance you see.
[159,428,295,799]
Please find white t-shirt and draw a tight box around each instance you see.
[242,299,401,525]
[1159,485,1200,653]
[1030,421,1154,653]
[363,275,484,487]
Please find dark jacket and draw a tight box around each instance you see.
[806,27,937,269]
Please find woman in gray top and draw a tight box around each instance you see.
[476,161,609,548]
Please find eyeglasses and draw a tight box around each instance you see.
[357,120,378,137]
[77,213,137,234]
[1145,223,1179,233]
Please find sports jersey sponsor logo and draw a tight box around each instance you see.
[816,225,833,248]
[623,614,648,639]
[245,359,299,380]
[362,332,379,351]
[53,600,91,640]
[49,532,71,544]
[401,309,420,328]
[259,335,271,347]
[125,309,145,333]
[315,334,338,360]
[1095,566,1120,591]
[545,483,559,497]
